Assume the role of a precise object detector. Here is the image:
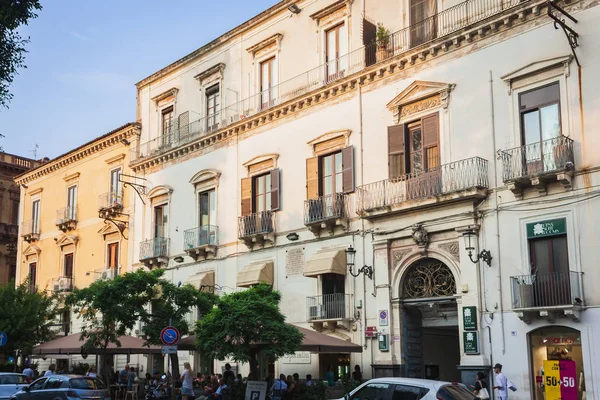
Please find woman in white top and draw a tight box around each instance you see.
[86,365,97,379]
[180,362,194,400]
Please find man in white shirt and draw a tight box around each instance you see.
[44,364,56,377]
[493,363,508,400]
[22,367,34,381]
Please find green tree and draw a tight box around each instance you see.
[196,284,303,379]
[0,0,42,109]
[67,269,163,383]
[0,279,58,369]
[141,281,217,382]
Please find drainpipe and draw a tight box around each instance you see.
[489,70,506,355]
[358,80,367,375]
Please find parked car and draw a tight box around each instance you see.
[10,375,110,400]
[0,373,29,400]
[337,378,477,400]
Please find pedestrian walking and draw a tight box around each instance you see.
[325,365,334,386]
[181,362,194,400]
[269,374,288,400]
[471,371,489,399]
[352,365,362,383]
[493,363,516,400]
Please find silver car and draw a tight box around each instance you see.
[338,377,477,400]
[0,373,29,400]
[10,375,109,400]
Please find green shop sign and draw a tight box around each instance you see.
[463,331,480,355]
[462,306,477,331]
[526,218,566,239]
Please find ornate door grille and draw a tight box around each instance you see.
[401,258,456,299]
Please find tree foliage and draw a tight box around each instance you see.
[195,284,303,378]
[0,279,58,362]
[0,0,42,108]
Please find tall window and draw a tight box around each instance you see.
[28,262,37,292]
[31,200,40,234]
[64,253,74,278]
[260,57,276,108]
[154,204,168,238]
[529,235,569,276]
[410,0,437,46]
[67,185,77,220]
[206,84,220,130]
[253,174,272,212]
[107,242,119,270]
[325,23,347,79]
[11,200,19,225]
[110,168,121,205]
[8,265,16,284]
[162,106,174,138]
[199,189,216,227]
[320,151,343,196]
[520,82,561,145]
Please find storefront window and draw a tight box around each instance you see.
[529,327,586,400]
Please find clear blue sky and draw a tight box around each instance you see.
[0,0,276,159]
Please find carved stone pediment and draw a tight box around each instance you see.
[387,81,455,122]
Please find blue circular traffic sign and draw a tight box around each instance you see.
[160,326,180,345]
[0,332,7,347]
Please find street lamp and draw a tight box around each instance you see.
[346,246,373,279]
[462,228,493,266]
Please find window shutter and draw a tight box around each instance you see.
[422,113,440,169]
[388,124,405,179]
[241,177,252,216]
[342,146,355,193]
[306,157,319,199]
[270,168,280,211]
[178,111,190,139]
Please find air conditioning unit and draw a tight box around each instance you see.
[53,284,61,293]
[101,270,114,280]
[58,277,71,291]
[309,305,324,320]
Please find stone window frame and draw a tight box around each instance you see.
[189,169,221,231]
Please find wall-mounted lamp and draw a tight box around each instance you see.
[462,228,492,266]
[286,232,299,241]
[346,246,373,279]
[173,256,184,263]
[287,4,301,14]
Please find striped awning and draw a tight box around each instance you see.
[237,261,274,287]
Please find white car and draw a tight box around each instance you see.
[338,378,477,400]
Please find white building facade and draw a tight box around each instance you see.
[127,0,600,398]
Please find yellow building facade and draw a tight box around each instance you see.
[14,123,140,328]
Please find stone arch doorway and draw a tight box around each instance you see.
[400,258,461,382]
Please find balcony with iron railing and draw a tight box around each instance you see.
[184,225,218,260]
[500,136,574,198]
[21,219,40,243]
[304,193,350,236]
[0,222,18,239]
[51,277,73,293]
[139,237,170,267]
[238,211,275,248]
[510,271,583,323]
[357,157,489,218]
[130,0,523,164]
[94,268,119,281]
[307,293,353,329]
[56,206,78,232]
[98,191,124,217]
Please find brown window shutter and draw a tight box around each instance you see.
[422,113,440,169]
[342,146,355,193]
[241,177,252,216]
[388,124,405,179]
[306,157,319,199]
[270,168,280,211]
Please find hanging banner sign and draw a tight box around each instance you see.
[543,359,577,400]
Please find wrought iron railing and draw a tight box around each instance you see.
[98,191,124,210]
[0,222,18,238]
[304,193,349,225]
[510,271,582,309]
[51,277,73,293]
[357,157,488,213]
[184,225,219,249]
[306,293,353,321]
[238,211,275,239]
[21,219,40,237]
[139,237,170,261]
[56,206,77,225]
[500,136,574,182]
[131,0,522,163]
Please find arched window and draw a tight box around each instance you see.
[401,258,456,299]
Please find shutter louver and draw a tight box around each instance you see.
[178,111,190,141]
[270,168,280,211]
[241,177,252,216]
[422,113,440,169]
[388,124,405,180]
[306,157,319,200]
[342,146,355,193]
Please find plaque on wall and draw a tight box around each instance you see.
[285,248,305,276]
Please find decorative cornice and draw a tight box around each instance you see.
[16,124,140,185]
[63,172,80,182]
[29,188,43,196]
[194,63,226,83]
[501,55,573,94]
[242,153,280,168]
[246,34,283,56]
[56,233,78,247]
[151,87,179,103]
[309,0,351,21]
[307,129,351,148]
[130,0,563,173]
[105,154,126,164]
[437,241,460,262]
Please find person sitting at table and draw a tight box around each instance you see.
[128,367,137,389]
[119,364,130,385]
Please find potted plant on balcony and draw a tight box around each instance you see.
[376,23,390,62]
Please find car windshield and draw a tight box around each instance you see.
[436,385,477,400]
[70,378,106,390]
[0,375,27,385]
